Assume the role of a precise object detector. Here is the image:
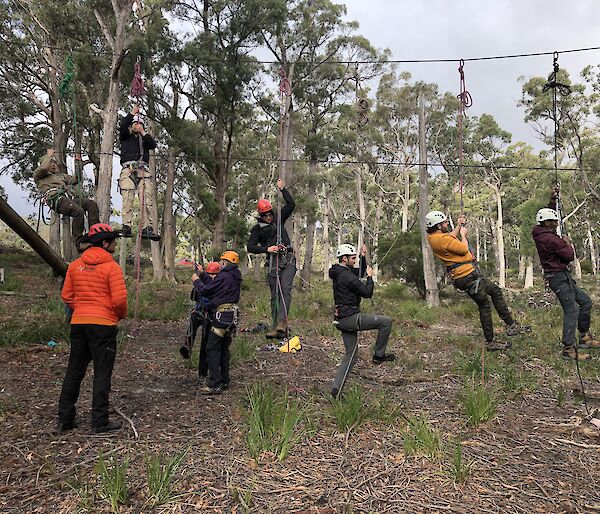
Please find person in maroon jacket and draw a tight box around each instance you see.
[532,194,599,360]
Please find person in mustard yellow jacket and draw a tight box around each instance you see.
[58,224,128,434]
[426,211,528,351]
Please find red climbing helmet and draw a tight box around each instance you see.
[205,261,222,274]
[85,223,121,243]
[257,199,273,214]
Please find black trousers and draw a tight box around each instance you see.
[547,271,592,347]
[205,330,231,388]
[454,272,514,342]
[266,257,296,323]
[58,324,117,428]
[191,311,209,378]
[55,196,100,242]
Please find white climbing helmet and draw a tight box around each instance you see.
[336,243,357,258]
[536,208,559,223]
[425,211,447,228]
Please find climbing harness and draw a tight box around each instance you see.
[457,59,473,213]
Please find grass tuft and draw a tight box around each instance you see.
[96,451,128,513]
[460,382,497,426]
[145,448,188,507]
[245,382,303,461]
[448,441,471,484]
[403,415,443,460]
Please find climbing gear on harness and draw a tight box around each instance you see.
[446,259,477,275]
[536,208,559,223]
[336,244,356,258]
[278,335,302,353]
[140,226,161,241]
[210,303,239,337]
[130,56,146,98]
[257,199,273,214]
[425,211,447,228]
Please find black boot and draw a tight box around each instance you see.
[141,226,161,241]
[93,420,122,434]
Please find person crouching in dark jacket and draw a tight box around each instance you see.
[533,190,599,361]
[192,251,242,394]
[329,243,395,399]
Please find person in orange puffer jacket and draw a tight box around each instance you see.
[58,223,128,434]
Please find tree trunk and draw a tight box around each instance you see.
[356,166,366,258]
[587,222,597,275]
[572,245,582,279]
[373,187,383,281]
[163,147,176,282]
[483,219,488,262]
[322,186,330,281]
[94,2,133,222]
[493,187,506,288]
[300,158,318,287]
[475,222,481,262]
[417,95,439,307]
[524,255,534,289]
[401,165,410,232]
[490,216,499,273]
[518,254,525,280]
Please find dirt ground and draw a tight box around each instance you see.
[1,250,600,513]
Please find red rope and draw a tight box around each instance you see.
[457,59,472,213]
[130,60,146,99]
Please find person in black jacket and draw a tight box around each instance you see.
[191,251,242,395]
[247,178,295,339]
[329,243,395,398]
[118,105,159,240]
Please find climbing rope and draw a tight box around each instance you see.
[542,52,588,414]
[457,59,473,213]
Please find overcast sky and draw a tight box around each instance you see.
[2,0,600,217]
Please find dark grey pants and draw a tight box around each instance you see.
[454,272,514,342]
[266,258,296,323]
[332,312,393,392]
[547,271,592,347]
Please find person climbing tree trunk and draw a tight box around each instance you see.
[417,95,440,307]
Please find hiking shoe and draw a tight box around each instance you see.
[579,333,600,349]
[57,421,77,434]
[485,340,512,351]
[93,420,122,434]
[562,346,591,361]
[372,353,396,364]
[506,322,531,336]
[266,320,288,339]
[121,225,133,237]
[200,385,223,395]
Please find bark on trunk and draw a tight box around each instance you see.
[518,254,525,280]
[322,186,330,281]
[587,222,597,275]
[493,186,506,288]
[417,95,439,306]
[300,158,318,287]
[163,147,177,282]
[401,165,410,232]
[475,222,480,262]
[356,166,366,258]
[524,255,534,289]
[373,187,383,281]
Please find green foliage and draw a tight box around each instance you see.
[449,441,471,484]
[145,449,188,507]
[403,415,443,460]
[460,382,497,426]
[133,283,189,321]
[230,337,256,367]
[245,382,303,461]
[0,317,69,347]
[330,385,403,432]
[378,231,426,297]
[96,452,128,513]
